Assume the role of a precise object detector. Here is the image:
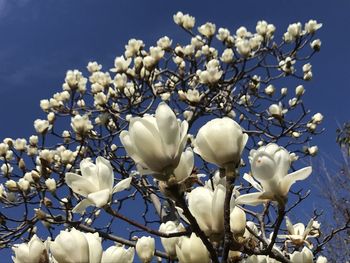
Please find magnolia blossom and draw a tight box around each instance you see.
[12,235,48,263]
[196,59,223,85]
[230,206,247,236]
[198,22,216,38]
[34,119,50,134]
[111,56,131,73]
[49,228,102,263]
[65,157,132,214]
[278,217,319,248]
[175,233,210,263]
[173,11,195,30]
[135,236,155,263]
[120,102,189,181]
[194,117,248,167]
[236,143,312,206]
[71,115,93,134]
[159,221,184,258]
[187,180,225,236]
[101,245,134,263]
[290,247,313,263]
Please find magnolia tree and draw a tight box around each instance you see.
[0,12,340,263]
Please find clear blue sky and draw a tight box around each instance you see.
[0,0,348,260]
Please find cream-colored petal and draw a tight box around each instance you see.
[235,192,272,206]
[112,177,132,194]
[80,159,99,186]
[156,102,180,158]
[130,118,171,172]
[87,189,111,208]
[279,166,312,196]
[96,157,114,191]
[243,173,263,192]
[173,148,194,182]
[72,199,94,214]
[188,187,214,234]
[211,183,225,233]
[65,172,98,197]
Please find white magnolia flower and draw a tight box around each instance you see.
[235,39,251,57]
[87,61,102,73]
[236,143,312,206]
[194,117,248,167]
[187,180,225,236]
[216,27,231,41]
[311,113,323,124]
[49,228,102,263]
[221,48,234,63]
[284,22,302,42]
[124,39,144,58]
[305,20,322,34]
[12,235,48,263]
[65,157,132,214]
[295,85,305,96]
[256,20,276,40]
[159,221,184,258]
[135,236,155,263]
[278,217,319,248]
[310,39,321,51]
[264,84,275,96]
[111,56,132,73]
[63,70,87,92]
[230,206,246,236]
[71,115,93,134]
[175,233,210,263]
[196,59,222,85]
[290,247,313,263]
[120,102,189,181]
[157,36,172,50]
[173,12,195,30]
[198,22,216,38]
[269,103,287,118]
[17,178,30,192]
[101,245,134,263]
[45,178,56,192]
[14,139,27,151]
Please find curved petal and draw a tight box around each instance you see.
[130,118,171,172]
[235,192,273,206]
[84,233,102,263]
[173,148,194,182]
[80,159,99,186]
[112,177,132,194]
[96,157,114,191]
[211,183,225,233]
[279,166,312,196]
[120,131,145,165]
[72,199,94,214]
[65,172,98,197]
[156,102,180,158]
[188,187,214,234]
[243,173,263,192]
[87,189,111,208]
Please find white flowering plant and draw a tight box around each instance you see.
[0,12,345,263]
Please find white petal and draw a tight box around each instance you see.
[235,192,273,206]
[87,189,111,208]
[156,102,180,157]
[211,183,225,233]
[96,157,114,191]
[243,173,263,192]
[65,172,97,197]
[173,148,194,182]
[112,177,132,194]
[279,166,312,196]
[72,199,94,214]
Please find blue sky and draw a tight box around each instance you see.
[0,0,348,260]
